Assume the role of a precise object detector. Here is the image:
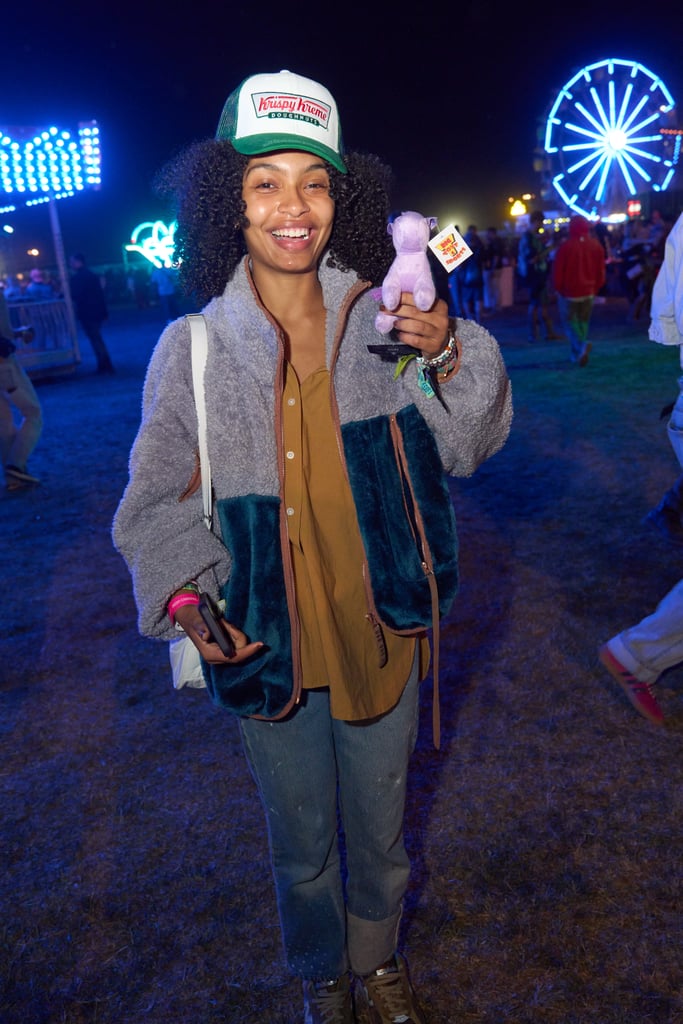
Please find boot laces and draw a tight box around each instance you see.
[307,978,351,1024]
[365,968,414,1022]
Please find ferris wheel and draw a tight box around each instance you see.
[543,58,679,219]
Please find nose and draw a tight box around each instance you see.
[277,184,309,216]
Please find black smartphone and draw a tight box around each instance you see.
[198,592,236,657]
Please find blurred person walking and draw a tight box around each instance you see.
[69,253,115,375]
[552,215,606,367]
[150,264,180,323]
[616,218,649,323]
[517,210,562,342]
[482,226,505,313]
[459,225,485,322]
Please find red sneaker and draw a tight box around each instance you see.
[598,644,664,726]
[578,341,593,367]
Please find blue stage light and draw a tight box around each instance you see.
[0,120,101,203]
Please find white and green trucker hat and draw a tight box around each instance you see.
[216,69,347,173]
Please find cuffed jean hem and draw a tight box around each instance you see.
[608,635,660,684]
[347,907,402,976]
[608,578,683,684]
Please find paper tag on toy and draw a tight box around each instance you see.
[428,224,472,272]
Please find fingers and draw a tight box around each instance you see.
[201,637,265,665]
[195,621,265,665]
[174,605,264,665]
[383,294,450,357]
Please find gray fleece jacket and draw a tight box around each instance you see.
[112,255,512,716]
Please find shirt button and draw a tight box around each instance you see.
[286,450,295,460]
[286,506,295,516]
[287,397,296,406]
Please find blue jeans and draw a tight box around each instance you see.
[239,656,420,979]
[557,295,594,360]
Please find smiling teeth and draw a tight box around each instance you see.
[273,228,310,238]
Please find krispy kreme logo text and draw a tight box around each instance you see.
[252,91,331,130]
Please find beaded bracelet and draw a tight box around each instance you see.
[167,590,200,624]
[415,326,459,398]
[436,342,462,380]
[416,329,457,372]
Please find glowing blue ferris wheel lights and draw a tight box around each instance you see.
[544,59,679,217]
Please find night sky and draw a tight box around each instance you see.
[2,0,682,268]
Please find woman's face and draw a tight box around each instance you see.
[241,150,335,279]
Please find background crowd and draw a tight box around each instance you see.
[1,209,672,329]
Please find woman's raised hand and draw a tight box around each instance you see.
[380,293,451,359]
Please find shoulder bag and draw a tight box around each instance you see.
[168,313,220,689]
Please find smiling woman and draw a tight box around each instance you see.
[240,152,336,380]
[153,127,395,304]
[241,153,335,276]
[112,68,512,1024]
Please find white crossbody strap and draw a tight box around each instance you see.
[187,313,212,529]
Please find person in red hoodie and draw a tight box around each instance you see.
[552,215,606,366]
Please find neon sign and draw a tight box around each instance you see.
[125,220,177,268]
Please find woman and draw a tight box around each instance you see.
[113,70,512,1024]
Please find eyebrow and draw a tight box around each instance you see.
[244,159,329,177]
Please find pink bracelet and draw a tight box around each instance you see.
[167,590,200,624]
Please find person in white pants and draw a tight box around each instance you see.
[599,212,683,726]
[599,580,683,725]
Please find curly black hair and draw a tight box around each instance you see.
[153,140,396,305]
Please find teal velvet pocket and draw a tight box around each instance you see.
[203,494,294,718]
[341,404,459,631]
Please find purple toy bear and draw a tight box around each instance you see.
[374,210,438,334]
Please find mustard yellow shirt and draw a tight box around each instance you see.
[282,362,422,721]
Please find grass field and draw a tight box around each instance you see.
[2,297,682,1023]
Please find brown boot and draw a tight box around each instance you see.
[303,974,354,1024]
[355,954,426,1023]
